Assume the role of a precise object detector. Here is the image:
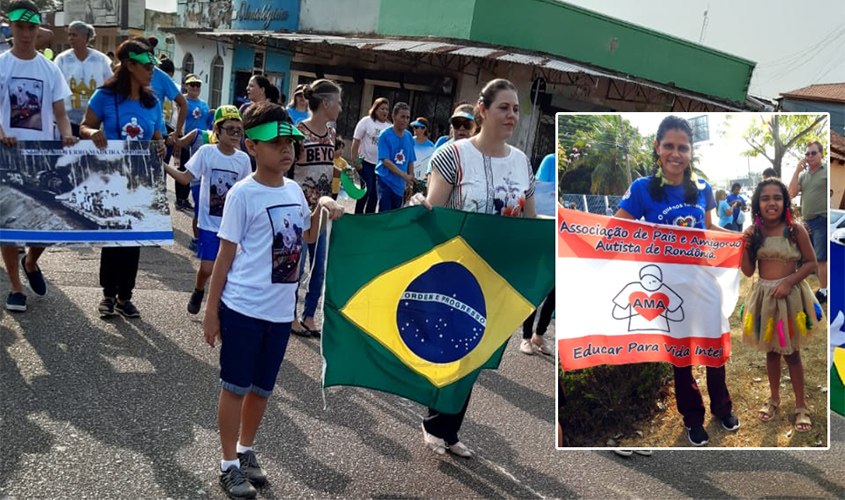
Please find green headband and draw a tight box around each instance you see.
[127,51,157,65]
[245,121,305,142]
[7,8,40,24]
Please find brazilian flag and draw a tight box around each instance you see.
[834,347,844,416]
[323,206,554,413]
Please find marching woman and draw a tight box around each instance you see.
[80,37,166,318]
[411,78,536,457]
[613,115,739,446]
[351,97,390,214]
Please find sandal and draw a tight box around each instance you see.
[758,397,779,422]
[291,320,311,338]
[300,318,321,338]
[794,407,812,433]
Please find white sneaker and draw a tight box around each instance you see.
[519,339,535,355]
[532,337,554,355]
[633,450,653,456]
[614,450,633,457]
[421,424,446,455]
[448,441,474,458]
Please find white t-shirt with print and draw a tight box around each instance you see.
[0,51,71,140]
[218,176,312,323]
[54,48,113,125]
[353,116,389,164]
[430,140,535,217]
[185,144,252,233]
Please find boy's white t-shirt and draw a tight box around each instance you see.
[184,144,252,232]
[54,48,114,125]
[0,51,71,140]
[352,116,389,164]
[218,176,312,323]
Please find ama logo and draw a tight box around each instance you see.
[612,264,684,332]
[397,262,487,363]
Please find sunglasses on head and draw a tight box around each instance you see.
[451,119,473,130]
[805,150,819,157]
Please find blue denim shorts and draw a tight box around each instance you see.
[196,228,220,262]
[218,301,292,397]
[805,216,827,262]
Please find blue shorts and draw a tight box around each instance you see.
[196,228,220,261]
[218,301,292,397]
[191,184,201,218]
[805,216,827,262]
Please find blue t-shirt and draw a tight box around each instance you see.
[185,97,212,134]
[726,193,745,223]
[88,89,165,141]
[618,176,715,229]
[287,106,309,124]
[375,127,417,196]
[536,153,556,183]
[413,138,435,180]
[150,68,180,105]
[717,199,733,228]
[434,135,449,149]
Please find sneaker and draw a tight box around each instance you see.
[98,297,116,317]
[5,292,27,312]
[815,289,827,304]
[613,450,634,457]
[187,288,204,315]
[115,300,140,318]
[237,450,268,486]
[519,339,535,355]
[721,412,740,431]
[421,423,446,455]
[447,441,474,458]
[532,337,554,356]
[176,199,194,211]
[686,425,709,446]
[21,255,47,296]
[633,450,654,456]
[188,238,198,252]
[219,465,256,499]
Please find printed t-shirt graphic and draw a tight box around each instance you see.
[87,89,165,142]
[54,48,113,125]
[268,204,305,284]
[0,51,71,140]
[612,264,684,332]
[352,117,388,164]
[618,176,715,229]
[375,127,417,196]
[184,144,251,232]
[293,122,335,208]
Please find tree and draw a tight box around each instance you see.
[740,114,828,177]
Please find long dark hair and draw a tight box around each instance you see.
[749,178,797,262]
[101,37,157,108]
[251,75,280,104]
[647,115,698,205]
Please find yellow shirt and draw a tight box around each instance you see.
[333,156,348,195]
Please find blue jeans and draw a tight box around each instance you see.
[377,176,404,212]
[354,161,378,214]
[296,228,327,320]
[806,216,827,262]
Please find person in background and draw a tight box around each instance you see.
[0,0,77,313]
[410,117,435,181]
[535,152,556,183]
[715,189,733,229]
[286,84,309,124]
[54,21,113,137]
[762,167,778,180]
[180,73,213,244]
[726,182,746,232]
[375,102,415,212]
[788,141,828,304]
[239,75,280,115]
[351,97,390,214]
[426,104,477,180]
[332,137,348,200]
[521,288,554,355]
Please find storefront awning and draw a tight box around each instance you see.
[194,30,753,112]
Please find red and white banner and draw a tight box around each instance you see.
[556,205,744,370]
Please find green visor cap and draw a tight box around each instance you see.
[8,8,41,24]
[127,51,157,65]
[245,121,305,142]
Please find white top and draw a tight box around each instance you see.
[430,139,535,217]
[353,116,389,164]
[218,176,312,323]
[184,144,252,232]
[0,51,71,140]
[54,48,113,125]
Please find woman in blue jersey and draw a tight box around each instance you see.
[614,115,739,447]
[80,37,166,319]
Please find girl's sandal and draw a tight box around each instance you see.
[758,397,779,421]
[794,408,812,432]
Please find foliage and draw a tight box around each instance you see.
[739,114,828,177]
[558,362,673,446]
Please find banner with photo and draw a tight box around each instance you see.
[556,205,744,370]
[0,140,173,246]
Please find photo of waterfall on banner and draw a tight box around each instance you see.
[555,112,831,449]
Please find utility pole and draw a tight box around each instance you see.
[618,115,632,186]
[699,5,710,44]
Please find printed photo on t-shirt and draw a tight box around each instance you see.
[267,204,304,284]
[301,172,332,207]
[9,77,43,131]
[209,168,239,217]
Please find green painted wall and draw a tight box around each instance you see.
[377,0,754,103]
[378,0,475,39]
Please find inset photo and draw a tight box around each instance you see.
[556,112,831,449]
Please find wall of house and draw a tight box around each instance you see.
[300,0,380,33]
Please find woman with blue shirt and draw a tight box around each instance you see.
[80,37,166,319]
[615,115,739,447]
[715,189,733,229]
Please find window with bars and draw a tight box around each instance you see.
[183,53,194,75]
[210,56,224,109]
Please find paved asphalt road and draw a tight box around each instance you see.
[2,189,844,499]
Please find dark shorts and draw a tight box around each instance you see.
[196,228,220,261]
[218,301,292,397]
[191,184,201,218]
[806,216,827,262]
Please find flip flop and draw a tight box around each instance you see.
[794,407,812,432]
[303,324,321,338]
[759,397,779,421]
[291,321,311,338]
